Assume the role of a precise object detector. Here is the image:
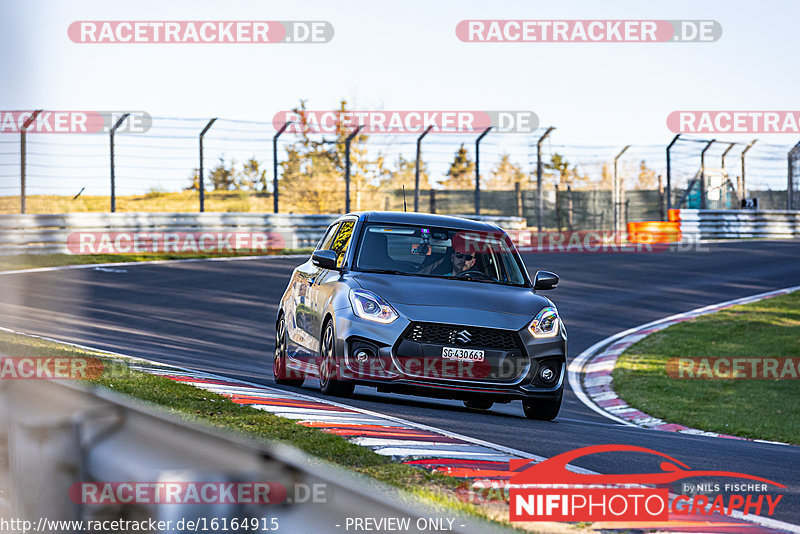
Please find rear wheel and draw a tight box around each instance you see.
[318,321,354,398]
[273,315,304,387]
[463,398,494,410]
[522,387,563,421]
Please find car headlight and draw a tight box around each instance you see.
[528,306,559,338]
[349,289,399,324]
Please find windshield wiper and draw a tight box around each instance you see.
[452,273,521,286]
[453,276,497,285]
[359,269,415,276]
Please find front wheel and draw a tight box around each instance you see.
[274,315,304,387]
[318,321,354,398]
[522,387,563,421]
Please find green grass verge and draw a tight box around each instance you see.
[0,250,313,271]
[612,290,800,444]
[0,331,532,532]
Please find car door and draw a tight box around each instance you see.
[289,222,339,362]
[310,218,356,354]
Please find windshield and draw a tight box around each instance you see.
[354,223,529,286]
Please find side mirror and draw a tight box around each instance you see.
[311,249,339,270]
[533,270,559,290]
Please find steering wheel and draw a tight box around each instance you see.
[455,269,496,281]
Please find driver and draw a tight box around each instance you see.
[450,250,476,275]
[416,231,483,276]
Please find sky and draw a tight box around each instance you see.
[1,0,799,196]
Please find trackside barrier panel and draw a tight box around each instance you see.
[630,209,800,242]
[0,379,509,533]
[0,213,526,255]
[675,209,800,240]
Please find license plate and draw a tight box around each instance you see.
[442,347,485,362]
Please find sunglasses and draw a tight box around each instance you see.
[454,252,475,260]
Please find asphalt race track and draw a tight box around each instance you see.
[2,240,799,526]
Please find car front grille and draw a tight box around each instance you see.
[402,322,521,350]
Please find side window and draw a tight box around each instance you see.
[329,220,356,268]
[316,223,339,251]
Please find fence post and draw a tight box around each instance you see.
[720,142,735,175]
[474,127,492,215]
[198,118,217,213]
[344,126,363,213]
[272,121,293,214]
[554,185,562,231]
[740,139,757,200]
[536,127,556,231]
[109,113,130,213]
[657,174,664,221]
[665,134,680,218]
[613,145,630,237]
[566,185,573,231]
[429,189,436,214]
[720,142,736,206]
[699,139,715,210]
[415,125,433,212]
[515,182,523,218]
[788,142,800,210]
[625,199,630,230]
[19,110,42,214]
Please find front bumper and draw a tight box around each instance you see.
[333,304,567,401]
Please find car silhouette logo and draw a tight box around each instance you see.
[453,329,472,344]
[508,444,785,487]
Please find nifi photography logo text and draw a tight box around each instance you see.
[502,444,784,522]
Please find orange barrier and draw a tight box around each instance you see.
[668,209,681,222]
[627,221,681,244]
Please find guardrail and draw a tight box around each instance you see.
[671,209,800,240]
[0,378,508,533]
[0,213,527,255]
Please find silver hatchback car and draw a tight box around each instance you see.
[275,211,566,420]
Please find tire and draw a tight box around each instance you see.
[318,320,355,398]
[522,387,563,421]
[463,398,494,410]
[273,315,304,387]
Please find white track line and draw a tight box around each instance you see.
[569,285,800,434]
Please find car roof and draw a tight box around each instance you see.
[347,211,502,232]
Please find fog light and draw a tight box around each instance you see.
[354,347,375,363]
[540,365,556,383]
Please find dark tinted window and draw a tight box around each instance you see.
[355,223,527,286]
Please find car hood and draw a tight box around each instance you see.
[352,272,551,319]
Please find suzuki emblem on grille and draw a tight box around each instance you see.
[453,329,472,344]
